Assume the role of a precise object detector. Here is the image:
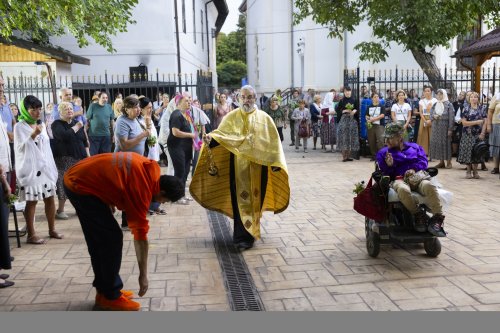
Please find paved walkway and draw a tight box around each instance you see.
[2,127,500,311]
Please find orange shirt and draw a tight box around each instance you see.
[64,152,160,241]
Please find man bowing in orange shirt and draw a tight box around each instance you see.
[64,152,184,311]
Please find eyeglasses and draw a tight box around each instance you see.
[240,95,255,100]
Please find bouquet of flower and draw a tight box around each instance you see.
[366,117,373,130]
[352,181,366,195]
[345,103,354,111]
[8,194,18,206]
[146,135,157,147]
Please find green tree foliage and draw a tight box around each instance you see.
[216,14,246,86]
[217,14,247,64]
[0,0,139,53]
[294,0,500,89]
[217,60,247,87]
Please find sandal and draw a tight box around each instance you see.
[154,209,167,215]
[27,235,46,245]
[49,231,64,239]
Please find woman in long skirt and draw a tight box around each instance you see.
[429,89,454,169]
[417,86,436,157]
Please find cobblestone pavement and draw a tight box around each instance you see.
[2,127,500,311]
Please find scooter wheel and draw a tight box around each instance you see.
[424,238,441,257]
[366,232,380,258]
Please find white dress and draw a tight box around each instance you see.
[14,121,58,201]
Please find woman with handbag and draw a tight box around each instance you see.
[429,89,455,169]
[291,100,311,153]
[309,95,323,150]
[457,92,488,179]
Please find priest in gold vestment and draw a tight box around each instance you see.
[189,85,290,250]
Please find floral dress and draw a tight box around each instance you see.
[457,104,487,164]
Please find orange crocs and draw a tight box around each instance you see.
[96,290,135,302]
[95,294,140,311]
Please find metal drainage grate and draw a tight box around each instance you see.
[207,210,265,311]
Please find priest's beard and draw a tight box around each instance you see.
[242,103,254,113]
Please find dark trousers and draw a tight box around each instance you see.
[168,146,192,186]
[289,120,295,144]
[277,127,284,142]
[229,154,268,244]
[89,136,112,156]
[0,183,11,270]
[65,185,123,300]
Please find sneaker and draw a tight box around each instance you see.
[428,214,446,236]
[154,209,167,215]
[55,211,69,220]
[413,211,428,233]
[148,210,156,216]
[95,294,140,311]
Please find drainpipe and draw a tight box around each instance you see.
[174,0,182,88]
[290,0,294,89]
[205,1,214,70]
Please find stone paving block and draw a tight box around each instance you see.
[335,273,385,285]
[306,269,338,286]
[408,287,441,299]
[473,304,500,311]
[277,247,303,259]
[166,280,191,296]
[264,278,314,291]
[283,271,309,281]
[323,262,353,276]
[332,293,363,305]
[282,297,314,311]
[256,267,285,283]
[178,304,206,311]
[260,289,305,300]
[206,303,231,311]
[6,287,41,305]
[471,292,500,304]
[446,275,490,294]
[359,291,400,311]
[315,303,371,311]
[262,299,285,311]
[68,301,94,311]
[262,254,287,267]
[327,283,380,295]
[396,297,452,310]
[375,281,415,301]
[437,285,480,306]
[150,297,177,311]
[33,292,89,304]
[177,294,228,306]
[279,264,324,272]
[399,277,453,289]
[14,302,69,311]
[302,287,336,307]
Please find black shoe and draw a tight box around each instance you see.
[428,214,446,237]
[289,143,295,146]
[346,158,353,161]
[10,256,14,262]
[0,280,14,288]
[0,274,9,279]
[235,242,254,250]
[413,211,428,233]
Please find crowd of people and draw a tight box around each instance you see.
[0,76,212,292]
[248,85,499,179]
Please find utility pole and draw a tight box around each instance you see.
[174,0,182,89]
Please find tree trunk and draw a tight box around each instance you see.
[410,48,456,98]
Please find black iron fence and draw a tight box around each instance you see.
[344,64,498,103]
[1,70,214,112]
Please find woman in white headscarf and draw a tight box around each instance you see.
[429,89,455,168]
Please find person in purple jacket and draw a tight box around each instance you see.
[376,123,445,236]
